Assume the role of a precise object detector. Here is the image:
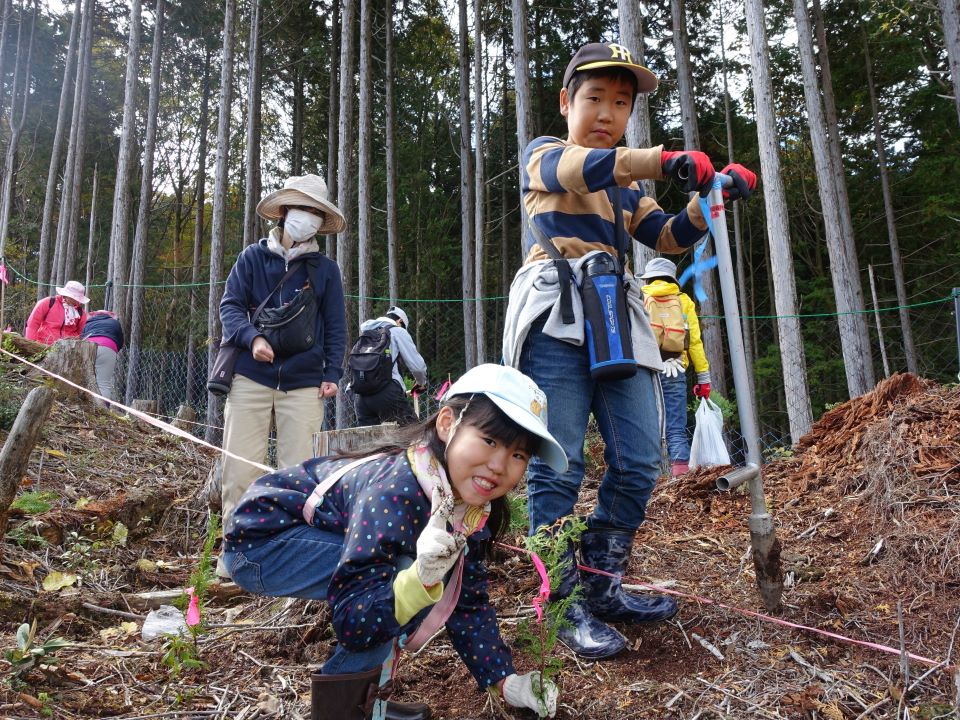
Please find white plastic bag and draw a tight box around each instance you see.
[689,398,730,469]
[141,605,188,641]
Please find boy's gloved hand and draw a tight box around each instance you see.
[720,163,757,201]
[661,150,715,197]
[415,487,465,587]
[661,357,684,378]
[693,382,711,400]
[502,672,558,718]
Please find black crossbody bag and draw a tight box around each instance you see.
[207,262,315,396]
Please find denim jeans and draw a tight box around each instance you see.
[660,371,690,463]
[519,319,663,534]
[224,524,394,675]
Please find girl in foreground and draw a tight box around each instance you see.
[224,364,569,720]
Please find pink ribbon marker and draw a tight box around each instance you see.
[434,380,451,401]
[185,587,201,627]
[530,552,550,622]
[0,262,8,286]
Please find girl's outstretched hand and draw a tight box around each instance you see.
[503,672,558,718]
[414,487,466,587]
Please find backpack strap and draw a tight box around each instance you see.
[610,187,627,270]
[302,454,386,525]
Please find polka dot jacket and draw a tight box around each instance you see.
[224,449,516,690]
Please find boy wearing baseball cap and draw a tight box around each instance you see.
[504,41,756,659]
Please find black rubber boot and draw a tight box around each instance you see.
[580,529,679,624]
[310,669,432,720]
[552,545,626,659]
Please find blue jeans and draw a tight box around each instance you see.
[519,319,662,533]
[660,371,690,463]
[224,525,394,675]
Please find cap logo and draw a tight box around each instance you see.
[530,398,543,419]
[608,43,634,65]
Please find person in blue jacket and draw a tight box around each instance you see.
[224,364,568,720]
[81,309,124,402]
[216,174,347,580]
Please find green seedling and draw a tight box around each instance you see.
[160,633,204,678]
[5,520,49,549]
[163,513,220,679]
[511,516,587,718]
[5,620,70,676]
[61,531,96,571]
[10,491,59,515]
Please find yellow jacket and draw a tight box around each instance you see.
[641,280,711,382]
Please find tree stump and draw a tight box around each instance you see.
[0,386,55,541]
[0,332,49,359]
[171,404,197,430]
[29,339,98,403]
[131,399,159,416]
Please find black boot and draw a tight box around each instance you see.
[311,669,432,720]
[580,529,678,624]
[552,546,626,659]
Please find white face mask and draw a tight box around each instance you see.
[283,208,323,244]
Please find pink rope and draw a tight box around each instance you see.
[496,541,948,669]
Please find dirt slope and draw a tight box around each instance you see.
[0,364,957,719]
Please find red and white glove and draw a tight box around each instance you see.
[720,163,757,202]
[661,150,715,197]
[693,383,711,400]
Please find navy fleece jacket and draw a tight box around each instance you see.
[225,452,516,690]
[220,240,347,389]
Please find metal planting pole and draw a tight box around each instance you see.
[708,174,783,611]
[953,288,960,381]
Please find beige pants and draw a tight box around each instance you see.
[220,374,324,527]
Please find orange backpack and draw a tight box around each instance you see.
[643,293,688,354]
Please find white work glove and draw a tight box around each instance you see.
[414,487,466,587]
[503,672,558,718]
[661,357,684,378]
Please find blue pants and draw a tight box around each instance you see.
[519,320,662,534]
[224,525,394,674]
[660,371,690,463]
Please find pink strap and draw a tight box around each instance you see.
[401,553,465,652]
[302,455,384,525]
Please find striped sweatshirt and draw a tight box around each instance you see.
[521,137,708,263]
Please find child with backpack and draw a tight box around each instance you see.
[501,41,756,660]
[223,364,567,720]
[640,257,711,476]
[349,306,428,427]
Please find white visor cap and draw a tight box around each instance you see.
[445,364,568,473]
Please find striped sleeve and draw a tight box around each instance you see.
[523,137,664,194]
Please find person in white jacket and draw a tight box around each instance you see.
[353,306,428,426]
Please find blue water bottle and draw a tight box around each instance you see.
[580,253,637,381]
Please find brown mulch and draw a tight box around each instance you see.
[0,364,958,719]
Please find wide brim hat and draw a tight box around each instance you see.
[256,174,347,234]
[56,281,90,305]
[640,257,678,282]
[445,364,569,473]
[563,42,658,94]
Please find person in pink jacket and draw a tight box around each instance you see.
[25,280,90,345]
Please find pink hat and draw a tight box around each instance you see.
[56,280,90,305]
